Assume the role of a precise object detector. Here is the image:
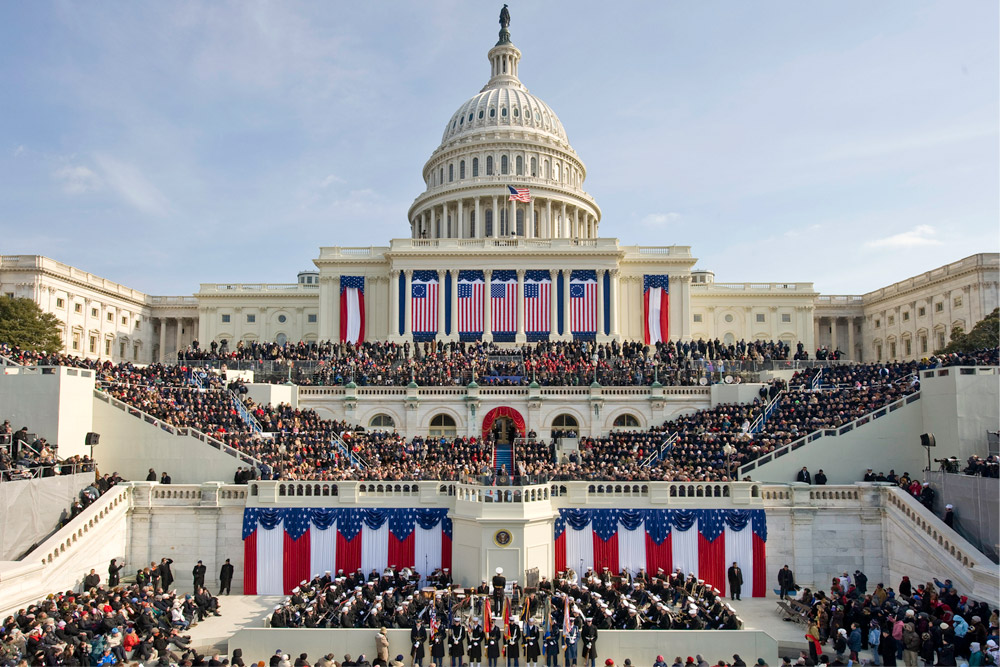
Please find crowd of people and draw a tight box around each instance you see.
[0,419,95,482]
[781,569,998,667]
[0,558,223,665]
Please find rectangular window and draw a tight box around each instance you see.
[888,315,895,325]
[920,337,927,353]
[953,296,962,307]
[935,302,943,312]
[89,336,96,353]
[875,319,881,328]
[135,318,141,330]
[56,298,65,308]
[72,334,80,351]
[918,306,926,316]
[74,303,82,313]
[902,311,909,321]
[107,312,113,322]
[781,313,791,323]
[889,342,896,359]
[937,333,945,349]
[693,314,703,323]
[105,339,111,355]
[307,314,317,323]
[221,314,231,323]
[92,308,98,317]
[119,342,126,358]
[133,344,140,360]
[904,339,911,356]
[246,314,256,323]
[755,313,765,323]
[4,292,12,298]
[122,316,128,325]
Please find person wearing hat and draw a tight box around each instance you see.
[468,618,484,667]
[192,560,207,590]
[487,616,503,667]
[449,617,466,667]
[524,616,541,667]
[943,504,955,528]
[505,618,522,667]
[411,618,428,667]
[220,558,235,595]
[376,626,390,664]
[562,618,579,667]
[727,562,743,601]
[430,624,447,667]
[492,567,507,611]
[579,617,597,667]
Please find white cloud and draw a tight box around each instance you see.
[93,154,170,217]
[640,212,681,227]
[54,165,102,194]
[320,174,345,188]
[12,145,26,158]
[864,224,943,249]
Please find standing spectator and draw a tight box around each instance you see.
[145,468,156,481]
[727,562,743,601]
[943,504,955,528]
[193,560,207,589]
[83,568,100,590]
[220,558,234,595]
[853,570,868,595]
[159,557,175,588]
[375,627,389,665]
[848,623,862,662]
[796,467,811,484]
[107,559,124,587]
[778,565,796,600]
[814,470,827,485]
[160,471,172,484]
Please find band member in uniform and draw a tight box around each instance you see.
[580,617,598,667]
[505,619,522,667]
[468,617,485,667]
[411,619,428,667]
[487,619,503,667]
[543,630,560,667]
[523,616,541,667]
[563,618,579,667]
[492,567,507,611]
[449,618,466,667]
[431,623,446,667]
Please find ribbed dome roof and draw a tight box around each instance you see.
[441,85,569,146]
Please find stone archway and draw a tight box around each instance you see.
[481,406,526,441]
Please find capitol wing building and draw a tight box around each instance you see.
[1,16,997,364]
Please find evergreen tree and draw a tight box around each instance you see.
[938,307,999,353]
[0,296,63,354]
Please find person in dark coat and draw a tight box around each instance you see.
[468,619,484,666]
[878,629,898,666]
[524,617,542,665]
[145,468,156,481]
[160,471,172,484]
[159,557,175,588]
[796,467,811,484]
[727,562,744,601]
[219,559,234,595]
[778,565,796,600]
[814,470,828,485]
[578,618,595,667]
[192,560,207,589]
[430,627,446,667]
[943,504,955,528]
[487,622,502,667]
[411,620,428,667]
[505,620,522,667]
[543,633,559,667]
[108,559,124,587]
[853,570,868,596]
[448,619,465,667]
[83,568,100,590]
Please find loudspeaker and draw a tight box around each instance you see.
[85,432,100,446]
[920,433,936,448]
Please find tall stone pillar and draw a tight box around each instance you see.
[483,269,493,343]
[610,270,621,340]
[449,270,460,341]
[549,269,559,342]
[515,269,526,343]
[596,269,607,342]
[562,270,572,340]
[158,319,167,362]
[437,269,447,340]
[830,317,839,353]
[545,199,553,239]
[474,198,481,239]
[509,198,517,236]
[847,316,856,361]
[403,270,413,339]
[678,275,692,341]
[560,202,567,239]
[389,270,400,340]
[492,197,499,239]
[457,199,464,239]
[330,275,342,343]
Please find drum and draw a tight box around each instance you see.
[422,587,436,600]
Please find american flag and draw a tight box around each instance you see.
[411,271,438,334]
[457,271,484,335]
[569,270,597,334]
[524,270,551,334]
[508,185,531,203]
[491,270,517,333]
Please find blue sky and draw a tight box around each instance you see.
[1,1,997,295]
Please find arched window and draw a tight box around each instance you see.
[530,157,537,177]
[469,211,476,237]
[516,156,523,175]
[613,414,640,428]
[459,161,466,179]
[516,209,524,236]
[472,158,479,177]
[553,163,560,181]
[439,168,444,185]
[486,156,494,176]
[499,209,508,236]
[448,164,454,182]
[551,414,579,431]
[275,333,287,346]
[369,414,395,428]
[501,155,509,175]
[544,160,550,179]
[429,414,457,438]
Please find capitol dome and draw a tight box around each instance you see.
[407,13,600,242]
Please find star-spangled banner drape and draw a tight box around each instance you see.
[491,270,518,335]
[411,270,439,337]
[553,508,766,597]
[340,276,365,344]
[569,270,597,335]
[524,270,552,338]
[243,508,452,595]
[643,275,669,345]
[457,270,485,338]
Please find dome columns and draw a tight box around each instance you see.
[411,194,598,241]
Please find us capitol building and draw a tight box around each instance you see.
[1,13,997,364]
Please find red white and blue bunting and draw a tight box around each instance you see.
[243,508,452,595]
[554,509,767,597]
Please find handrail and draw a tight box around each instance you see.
[810,368,824,391]
[738,390,921,476]
[93,389,265,468]
[0,353,23,367]
[1,461,95,482]
[230,391,264,435]
[332,432,366,469]
[642,432,678,467]
[749,391,783,434]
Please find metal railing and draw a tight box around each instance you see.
[332,432,367,469]
[641,432,678,467]
[1,461,96,482]
[738,391,922,475]
[230,391,264,435]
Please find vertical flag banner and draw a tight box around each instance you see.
[569,270,597,337]
[411,270,439,339]
[340,276,366,344]
[457,270,485,340]
[243,508,451,595]
[490,270,518,339]
[553,509,767,597]
[524,270,552,340]
[643,275,669,344]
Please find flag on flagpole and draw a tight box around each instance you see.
[508,185,531,202]
[340,276,366,344]
[483,597,492,635]
[643,274,669,344]
[503,597,511,640]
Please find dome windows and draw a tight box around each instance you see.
[459,160,466,179]
[486,156,494,176]
[501,107,507,117]
[468,113,473,122]
[513,107,519,118]
[448,164,454,182]
[501,155,509,175]
[479,110,484,120]
[530,157,537,177]
[459,116,463,126]
[515,155,523,176]
[489,108,496,118]
[472,158,479,177]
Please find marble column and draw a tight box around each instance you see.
[847,316,856,361]
[158,318,167,362]
[492,197,499,238]
[516,269,526,343]
[483,269,493,342]
[449,270,460,341]
[610,270,621,340]
[562,269,572,340]
[560,202,567,239]
[389,270,400,339]
[545,199,553,238]
[437,269,447,340]
[403,270,413,338]
[457,199,464,239]
[473,198,481,239]
[330,275,342,343]
[549,269,559,342]
[830,317,839,352]
[510,198,517,237]
[596,269,607,342]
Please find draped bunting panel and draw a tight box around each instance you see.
[243,508,452,594]
[553,509,767,597]
[480,406,526,441]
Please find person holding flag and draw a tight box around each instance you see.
[524,616,541,667]
[469,617,485,667]
[505,614,522,667]
[563,617,579,667]
[411,618,428,667]
[543,630,560,667]
[449,617,466,667]
[487,616,502,667]
[430,620,446,667]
